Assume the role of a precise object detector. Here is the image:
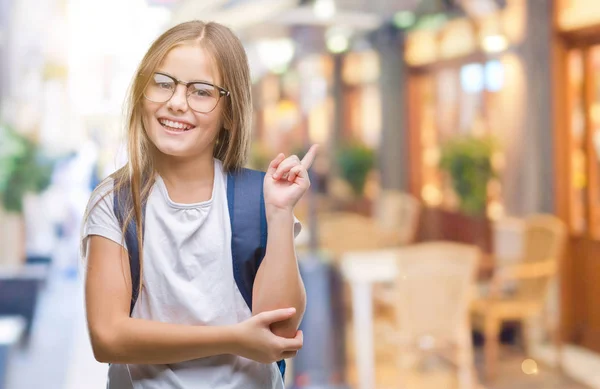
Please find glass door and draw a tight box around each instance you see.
[568,49,588,235]
[586,45,600,238]
[565,44,600,239]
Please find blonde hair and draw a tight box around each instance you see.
[85,21,253,302]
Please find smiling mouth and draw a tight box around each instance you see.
[158,118,195,132]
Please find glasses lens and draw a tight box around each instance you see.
[145,73,175,103]
[187,83,219,113]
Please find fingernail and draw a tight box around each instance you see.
[288,308,296,314]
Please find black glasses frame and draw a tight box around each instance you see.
[143,72,230,113]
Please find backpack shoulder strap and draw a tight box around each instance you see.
[113,180,146,316]
[227,168,286,378]
[226,168,267,311]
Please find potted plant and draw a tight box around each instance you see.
[335,141,375,215]
[439,134,497,216]
[0,124,55,266]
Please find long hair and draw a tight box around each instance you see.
[84,21,253,302]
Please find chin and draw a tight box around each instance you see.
[154,144,193,158]
[152,130,215,160]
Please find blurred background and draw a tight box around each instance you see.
[0,0,597,388]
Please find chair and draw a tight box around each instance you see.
[470,214,567,380]
[387,242,480,389]
[371,191,422,316]
[315,212,400,259]
[373,190,422,246]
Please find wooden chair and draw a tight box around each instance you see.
[370,191,422,316]
[315,212,400,259]
[372,190,422,247]
[470,214,567,380]
[297,191,420,257]
[388,242,481,389]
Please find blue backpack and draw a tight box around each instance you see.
[113,168,286,378]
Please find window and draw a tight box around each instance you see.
[567,45,600,238]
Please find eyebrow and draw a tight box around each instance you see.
[155,70,215,85]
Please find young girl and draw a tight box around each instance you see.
[81,20,317,388]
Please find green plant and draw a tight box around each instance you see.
[439,135,497,216]
[336,142,375,197]
[0,124,55,213]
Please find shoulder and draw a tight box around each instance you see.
[86,176,116,215]
[81,176,124,262]
[83,176,120,236]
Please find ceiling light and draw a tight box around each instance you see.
[257,38,295,73]
[482,34,508,53]
[325,26,351,54]
[327,35,349,53]
[313,0,336,20]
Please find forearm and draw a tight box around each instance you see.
[91,317,237,365]
[253,209,306,338]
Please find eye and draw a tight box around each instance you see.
[152,74,175,90]
[193,89,211,97]
[189,83,216,98]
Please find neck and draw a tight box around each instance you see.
[155,152,215,188]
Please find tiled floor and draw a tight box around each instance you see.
[476,347,589,389]
[4,270,81,389]
[531,343,600,389]
[343,344,590,389]
[4,269,107,389]
[343,324,590,389]
[3,269,594,389]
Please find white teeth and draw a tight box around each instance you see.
[170,120,182,128]
[159,119,192,131]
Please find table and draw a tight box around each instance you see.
[340,250,399,389]
[339,247,495,389]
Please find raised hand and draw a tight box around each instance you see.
[263,144,319,213]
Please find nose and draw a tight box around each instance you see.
[167,84,189,113]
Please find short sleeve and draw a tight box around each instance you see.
[80,179,127,263]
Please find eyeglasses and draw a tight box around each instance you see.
[143,72,230,113]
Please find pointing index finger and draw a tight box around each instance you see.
[300,144,319,170]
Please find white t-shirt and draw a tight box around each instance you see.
[81,159,300,389]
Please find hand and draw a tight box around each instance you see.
[263,145,319,213]
[233,308,304,364]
